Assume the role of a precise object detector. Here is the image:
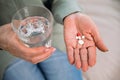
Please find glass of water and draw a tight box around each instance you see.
[11,6,53,47]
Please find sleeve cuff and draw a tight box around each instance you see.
[52,0,83,24]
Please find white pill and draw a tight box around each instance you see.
[82,36,85,39]
[76,36,79,40]
[78,40,84,45]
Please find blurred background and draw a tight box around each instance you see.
[52,0,120,80]
[0,0,119,80]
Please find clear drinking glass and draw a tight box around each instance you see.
[11,6,53,47]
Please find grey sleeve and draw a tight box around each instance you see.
[52,0,82,24]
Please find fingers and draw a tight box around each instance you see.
[80,48,88,72]
[92,29,108,52]
[74,41,82,69]
[75,48,81,69]
[66,46,74,64]
[12,33,56,64]
[88,46,96,66]
[23,47,56,64]
[29,47,56,64]
[2,24,55,64]
[74,46,96,71]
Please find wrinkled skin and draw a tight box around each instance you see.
[0,24,56,64]
[64,12,108,71]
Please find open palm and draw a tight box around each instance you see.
[64,13,108,71]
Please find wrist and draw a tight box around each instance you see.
[0,27,4,50]
[63,11,81,22]
[0,24,11,51]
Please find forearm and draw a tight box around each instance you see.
[0,26,6,50]
[0,24,12,50]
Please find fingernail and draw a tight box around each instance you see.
[104,49,109,52]
[70,61,74,65]
[45,47,56,52]
[106,49,109,52]
[83,68,88,72]
[103,46,109,52]
[76,64,81,69]
[89,63,94,67]
[52,48,56,52]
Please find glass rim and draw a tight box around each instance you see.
[11,6,53,32]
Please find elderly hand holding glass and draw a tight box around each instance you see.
[0,6,56,64]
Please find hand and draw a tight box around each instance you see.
[0,24,56,64]
[64,12,108,71]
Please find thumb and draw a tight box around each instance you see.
[91,28,108,52]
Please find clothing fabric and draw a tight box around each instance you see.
[3,49,83,80]
[0,0,82,79]
[0,0,81,25]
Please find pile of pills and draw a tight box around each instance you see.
[76,33,85,45]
